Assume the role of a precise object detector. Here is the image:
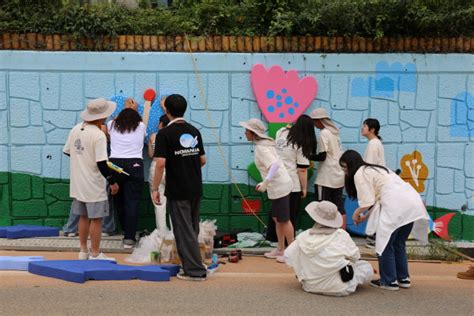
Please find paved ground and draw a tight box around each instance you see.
[0,235,380,258]
[0,235,132,253]
[0,250,472,315]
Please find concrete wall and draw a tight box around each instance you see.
[0,51,473,239]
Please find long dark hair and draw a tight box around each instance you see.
[287,114,317,159]
[112,108,142,134]
[339,150,389,200]
[364,118,382,140]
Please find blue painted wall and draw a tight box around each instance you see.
[0,51,473,215]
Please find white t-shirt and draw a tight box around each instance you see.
[315,128,344,188]
[107,121,146,159]
[254,139,293,200]
[63,123,108,202]
[364,138,386,166]
[275,127,310,192]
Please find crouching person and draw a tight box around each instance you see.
[285,201,373,296]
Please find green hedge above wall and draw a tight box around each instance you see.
[0,0,472,39]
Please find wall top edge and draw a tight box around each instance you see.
[1,51,473,73]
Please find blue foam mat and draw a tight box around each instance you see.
[28,260,179,283]
[0,225,59,239]
[0,256,45,271]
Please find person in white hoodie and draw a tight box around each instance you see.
[240,118,294,263]
[148,114,171,233]
[310,108,346,228]
[285,200,374,296]
[361,118,386,249]
[339,150,430,291]
[361,118,385,167]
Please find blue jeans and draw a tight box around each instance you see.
[63,194,116,233]
[378,222,414,285]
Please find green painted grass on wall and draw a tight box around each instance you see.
[0,172,473,241]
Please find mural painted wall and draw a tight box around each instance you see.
[0,51,473,240]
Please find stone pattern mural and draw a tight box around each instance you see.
[0,52,472,239]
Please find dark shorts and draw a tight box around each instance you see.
[314,185,346,215]
[271,194,291,223]
[289,191,301,225]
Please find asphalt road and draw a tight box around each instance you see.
[0,250,473,315]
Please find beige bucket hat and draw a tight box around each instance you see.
[310,107,330,120]
[80,98,117,121]
[309,107,340,135]
[305,201,343,228]
[239,118,273,140]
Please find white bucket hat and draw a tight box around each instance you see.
[80,98,117,122]
[239,118,273,140]
[310,107,330,120]
[305,201,343,228]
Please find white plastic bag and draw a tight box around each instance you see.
[125,229,163,264]
[198,220,217,261]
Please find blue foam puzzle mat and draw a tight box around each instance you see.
[345,197,368,237]
[0,225,60,239]
[0,256,45,271]
[28,260,180,283]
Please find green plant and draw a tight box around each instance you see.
[0,0,472,38]
[407,240,464,262]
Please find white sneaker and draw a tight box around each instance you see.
[122,239,136,249]
[264,249,284,259]
[89,253,116,262]
[276,255,286,263]
[66,232,77,237]
[78,251,89,260]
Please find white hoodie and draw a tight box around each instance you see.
[285,228,373,296]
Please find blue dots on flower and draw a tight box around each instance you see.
[264,89,300,118]
[266,90,275,99]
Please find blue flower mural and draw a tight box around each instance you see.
[351,61,417,97]
[109,94,165,143]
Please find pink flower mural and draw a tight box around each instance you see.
[251,64,318,123]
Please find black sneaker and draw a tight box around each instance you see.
[365,240,376,249]
[370,279,399,291]
[366,236,376,249]
[398,278,411,289]
[176,272,207,282]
